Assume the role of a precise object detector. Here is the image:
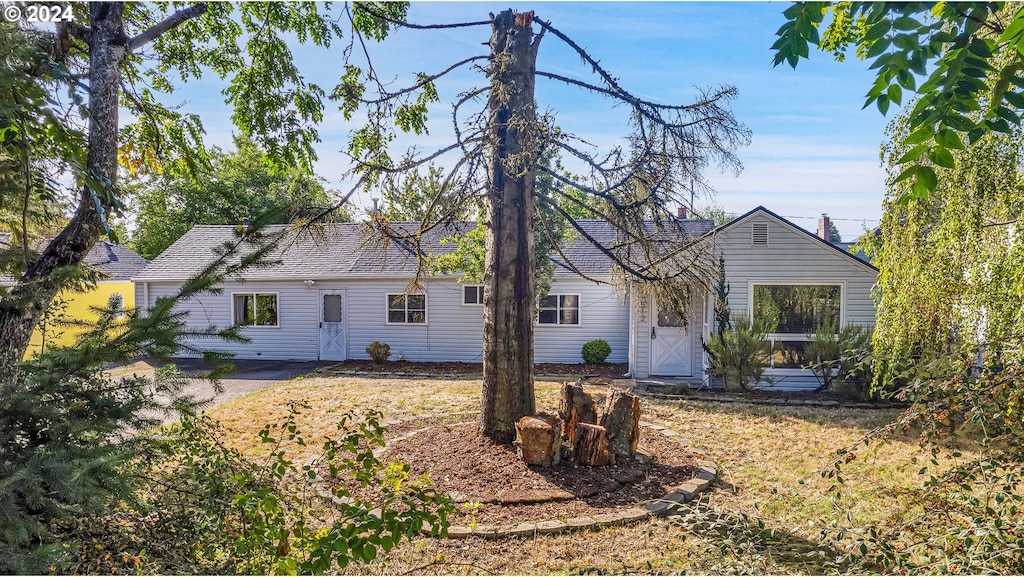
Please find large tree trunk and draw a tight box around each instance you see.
[480,10,542,443]
[0,3,125,389]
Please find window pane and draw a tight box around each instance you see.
[754,285,840,334]
[256,294,278,326]
[464,285,478,304]
[560,309,579,325]
[657,308,681,327]
[109,294,124,316]
[539,295,557,308]
[234,294,254,325]
[769,340,811,369]
[538,309,557,324]
[560,295,578,308]
[408,310,426,324]
[388,295,405,310]
[323,294,342,323]
[408,294,426,310]
[388,310,406,323]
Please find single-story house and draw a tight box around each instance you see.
[131,207,878,390]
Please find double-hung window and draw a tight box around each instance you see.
[538,294,580,325]
[463,285,484,306]
[233,293,279,327]
[752,283,841,369]
[388,294,427,324]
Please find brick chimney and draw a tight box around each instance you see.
[817,213,831,241]
[677,206,688,219]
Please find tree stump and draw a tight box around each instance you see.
[573,423,614,466]
[600,389,642,460]
[514,414,561,466]
[559,382,597,445]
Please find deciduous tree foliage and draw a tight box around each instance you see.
[336,6,749,442]
[129,136,345,260]
[0,2,406,386]
[774,2,1024,200]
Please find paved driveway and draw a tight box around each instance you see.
[109,358,334,417]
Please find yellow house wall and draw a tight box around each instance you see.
[27,280,134,357]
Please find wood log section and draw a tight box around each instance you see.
[600,389,642,460]
[558,382,597,445]
[573,423,614,466]
[514,414,561,466]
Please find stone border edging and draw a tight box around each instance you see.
[307,416,718,539]
[637,388,905,410]
[315,369,612,381]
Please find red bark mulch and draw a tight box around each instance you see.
[337,421,698,527]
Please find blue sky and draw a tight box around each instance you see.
[174,2,892,241]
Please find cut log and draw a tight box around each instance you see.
[558,382,597,445]
[514,414,561,466]
[573,423,614,466]
[577,375,612,387]
[600,389,642,460]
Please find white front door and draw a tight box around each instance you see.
[319,290,347,361]
[649,297,692,376]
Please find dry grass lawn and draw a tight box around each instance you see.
[203,374,969,574]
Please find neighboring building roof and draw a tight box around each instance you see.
[709,206,878,272]
[133,218,717,282]
[0,237,148,285]
[85,241,150,281]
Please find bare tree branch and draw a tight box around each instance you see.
[361,55,490,105]
[355,4,492,30]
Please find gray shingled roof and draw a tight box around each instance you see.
[85,241,150,281]
[133,219,715,281]
[1,237,148,284]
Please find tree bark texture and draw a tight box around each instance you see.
[558,382,597,445]
[574,423,614,466]
[514,414,561,466]
[600,389,642,460]
[480,10,542,443]
[0,3,125,389]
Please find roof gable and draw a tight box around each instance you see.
[710,206,878,273]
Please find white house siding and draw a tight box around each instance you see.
[535,277,629,364]
[711,212,878,390]
[140,279,321,361]
[136,276,629,364]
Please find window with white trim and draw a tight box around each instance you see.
[109,293,125,318]
[538,294,580,325]
[753,284,840,369]
[388,294,427,324]
[463,285,484,305]
[233,293,279,326]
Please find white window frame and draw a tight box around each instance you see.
[537,293,581,326]
[231,292,280,328]
[386,293,428,325]
[749,281,845,371]
[462,285,484,306]
[109,293,125,319]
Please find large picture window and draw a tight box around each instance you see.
[753,284,841,334]
[233,293,279,327]
[388,294,427,324]
[753,284,841,369]
[538,294,580,325]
